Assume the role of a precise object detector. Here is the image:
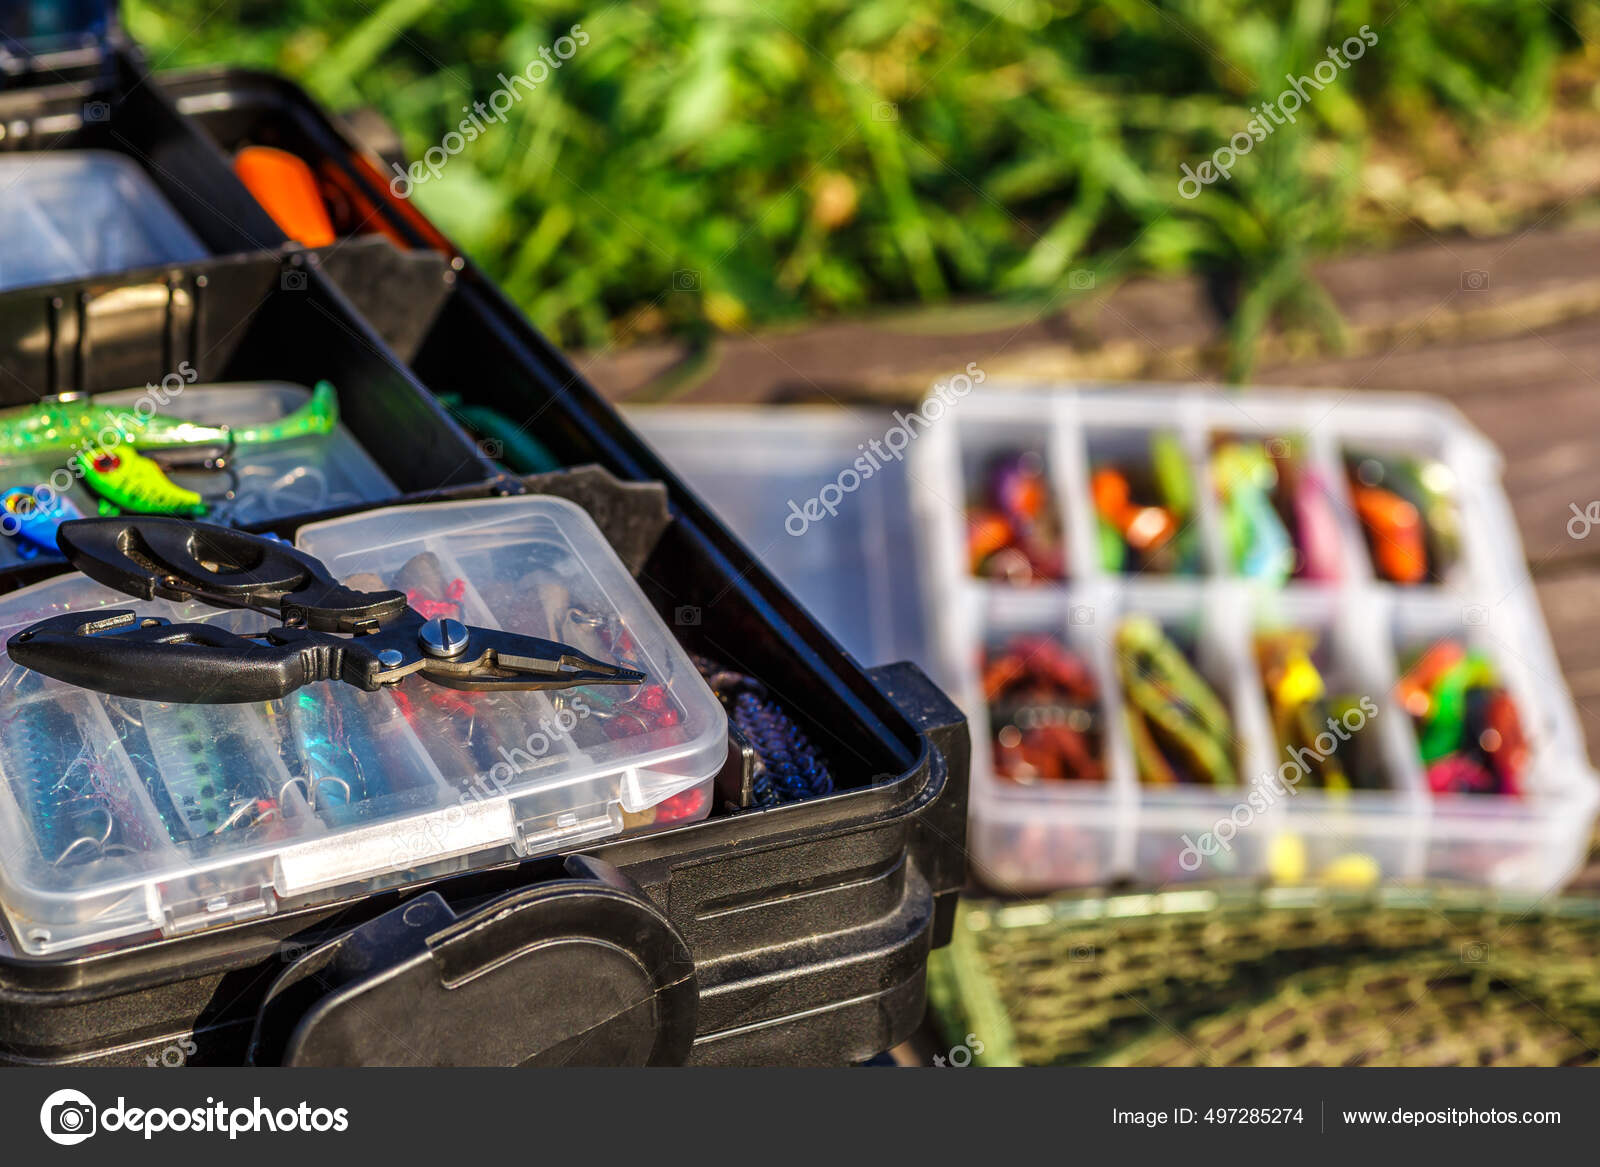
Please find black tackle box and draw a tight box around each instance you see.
[0,6,969,1065]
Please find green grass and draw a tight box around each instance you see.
[127,0,1599,374]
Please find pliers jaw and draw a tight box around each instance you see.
[411,622,648,692]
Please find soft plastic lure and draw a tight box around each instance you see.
[1415,653,1496,763]
[74,446,207,516]
[1115,616,1237,786]
[982,634,1104,784]
[1256,630,1354,792]
[966,449,1065,582]
[1092,467,1177,559]
[9,701,87,863]
[0,380,338,459]
[693,654,834,805]
[234,146,336,248]
[1,487,82,558]
[140,705,279,840]
[1351,483,1426,584]
[5,701,124,865]
[1151,431,1194,517]
[1400,642,1527,797]
[1213,441,1294,584]
[1347,452,1460,584]
[290,688,399,826]
[1092,432,1202,575]
[1292,469,1343,582]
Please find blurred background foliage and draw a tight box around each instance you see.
[127,1,1600,371]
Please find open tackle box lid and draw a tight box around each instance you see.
[0,495,728,956]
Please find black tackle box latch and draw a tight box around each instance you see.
[248,856,698,1066]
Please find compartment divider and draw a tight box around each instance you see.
[1183,405,1229,579]
[1051,396,1097,584]
[1306,421,1374,590]
[1079,581,1139,875]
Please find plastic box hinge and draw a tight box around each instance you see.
[866,662,970,948]
[162,887,276,938]
[251,855,697,1066]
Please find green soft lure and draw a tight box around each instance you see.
[1097,514,1127,572]
[1115,615,1238,787]
[1150,431,1194,519]
[1418,652,1497,762]
[227,380,340,447]
[73,446,207,516]
[0,379,339,458]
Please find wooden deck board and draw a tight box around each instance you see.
[581,224,1600,405]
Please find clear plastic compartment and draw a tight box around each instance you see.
[119,382,399,527]
[917,384,1599,894]
[1115,582,1277,885]
[0,151,207,291]
[938,399,1075,587]
[0,496,726,955]
[1249,588,1427,887]
[0,382,397,569]
[963,585,1132,891]
[1083,423,1208,576]
[1204,418,1354,586]
[1336,415,1488,593]
[1388,593,1593,890]
[625,406,932,672]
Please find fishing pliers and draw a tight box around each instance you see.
[6,517,646,704]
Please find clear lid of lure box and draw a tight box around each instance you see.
[94,381,398,526]
[0,151,208,291]
[0,495,727,956]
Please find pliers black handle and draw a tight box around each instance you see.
[55,515,408,631]
[6,518,646,704]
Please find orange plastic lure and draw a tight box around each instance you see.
[1091,467,1177,554]
[967,509,1014,570]
[1396,640,1466,718]
[1351,483,1426,584]
[235,146,337,248]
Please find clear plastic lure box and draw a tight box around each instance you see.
[111,381,399,526]
[0,495,726,956]
[0,381,398,570]
[0,151,208,291]
[913,385,1599,894]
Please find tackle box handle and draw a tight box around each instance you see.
[248,855,697,1066]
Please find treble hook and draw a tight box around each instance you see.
[214,799,274,834]
[52,806,114,866]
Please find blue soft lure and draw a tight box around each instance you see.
[1235,485,1294,584]
[1,488,82,559]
